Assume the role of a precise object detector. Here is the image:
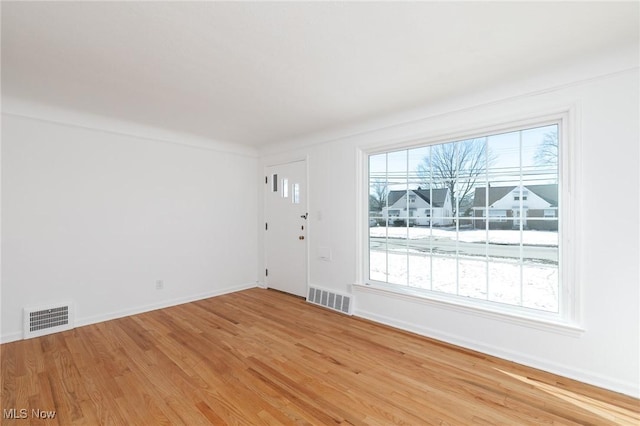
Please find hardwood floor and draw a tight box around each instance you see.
[2,288,638,425]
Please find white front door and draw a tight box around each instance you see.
[513,209,528,228]
[264,160,307,297]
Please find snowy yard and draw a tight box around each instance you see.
[369,251,558,312]
[368,227,559,312]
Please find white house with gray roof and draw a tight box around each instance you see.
[471,184,558,230]
[382,188,452,226]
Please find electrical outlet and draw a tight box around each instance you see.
[155,280,164,290]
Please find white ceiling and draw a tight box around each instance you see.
[2,2,638,148]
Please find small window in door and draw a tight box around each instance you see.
[282,178,289,198]
[272,174,278,192]
[292,183,300,204]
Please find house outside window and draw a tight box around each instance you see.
[367,120,572,323]
[488,209,508,222]
[514,190,528,202]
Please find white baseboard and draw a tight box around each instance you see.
[1,331,23,344]
[355,308,639,399]
[76,282,257,328]
[1,282,257,344]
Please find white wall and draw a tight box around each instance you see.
[1,107,259,342]
[259,49,639,396]
[2,43,637,398]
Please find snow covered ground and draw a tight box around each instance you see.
[368,227,559,312]
[370,226,558,246]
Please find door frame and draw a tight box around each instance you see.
[263,156,310,297]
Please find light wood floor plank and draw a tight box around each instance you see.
[2,288,638,425]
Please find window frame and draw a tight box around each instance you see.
[358,110,583,335]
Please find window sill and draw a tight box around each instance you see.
[353,282,585,337]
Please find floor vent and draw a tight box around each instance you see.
[307,287,352,315]
[23,302,74,339]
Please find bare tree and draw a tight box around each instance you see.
[417,138,491,221]
[535,131,558,166]
[369,179,388,212]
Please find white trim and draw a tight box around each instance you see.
[304,155,311,292]
[353,282,583,336]
[353,304,638,398]
[562,105,583,326]
[363,107,574,155]
[355,145,366,286]
[76,282,256,327]
[1,332,23,344]
[264,156,309,168]
[1,111,258,159]
[359,107,582,329]
[1,282,257,344]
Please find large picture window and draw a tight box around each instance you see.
[368,122,562,316]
